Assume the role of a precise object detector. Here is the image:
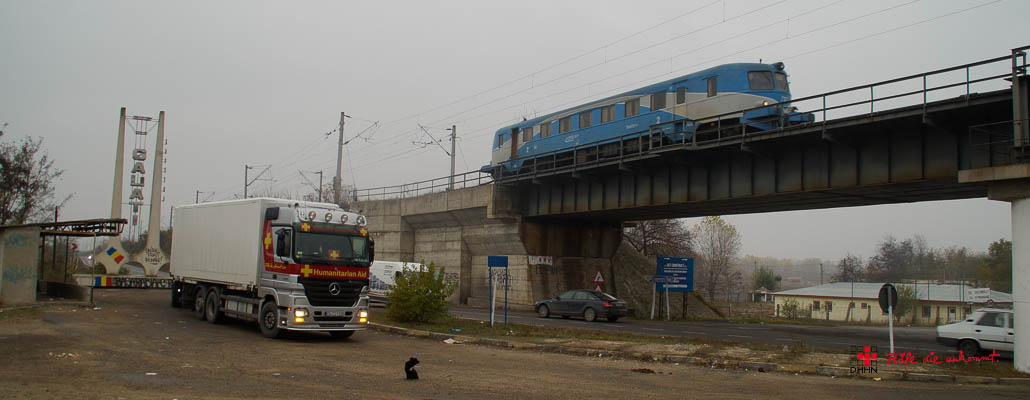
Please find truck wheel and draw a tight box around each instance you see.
[329,331,354,340]
[194,285,207,320]
[259,301,284,339]
[170,282,182,308]
[205,288,224,324]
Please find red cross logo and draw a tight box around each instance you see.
[857,346,877,366]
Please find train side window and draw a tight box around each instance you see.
[496,134,504,149]
[676,87,686,104]
[559,117,571,133]
[601,105,615,123]
[540,122,551,138]
[625,99,640,117]
[651,91,666,110]
[748,71,775,90]
[522,127,533,142]
[579,111,592,128]
[775,72,789,91]
[707,77,717,97]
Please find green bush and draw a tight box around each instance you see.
[782,298,801,320]
[386,261,457,323]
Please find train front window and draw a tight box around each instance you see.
[748,71,775,90]
[775,72,789,91]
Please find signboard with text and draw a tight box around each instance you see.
[655,257,693,292]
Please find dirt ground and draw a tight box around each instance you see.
[1,290,1028,400]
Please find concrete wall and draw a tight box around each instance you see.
[1,227,41,305]
[356,184,622,310]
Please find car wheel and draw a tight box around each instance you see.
[259,301,284,339]
[205,288,223,324]
[537,305,550,318]
[330,331,354,339]
[194,285,207,320]
[607,316,619,322]
[583,308,597,322]
[959,339,980,356]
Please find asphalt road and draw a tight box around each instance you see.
[450,307,959,356]
[2,289,1027,399]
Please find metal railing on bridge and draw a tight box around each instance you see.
[355,45,1029,192]
[353,170,494,201]
[486,45,1029,182]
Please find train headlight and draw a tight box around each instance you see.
[762,101,770,106]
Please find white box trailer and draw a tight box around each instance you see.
[170,198,373,338]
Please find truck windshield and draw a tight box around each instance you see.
[294,232,370,264]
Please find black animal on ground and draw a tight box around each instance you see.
[404,357,420,380]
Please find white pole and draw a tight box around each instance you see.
[650,281,656,320]
[888,289,895,354]
[489,268,495,327]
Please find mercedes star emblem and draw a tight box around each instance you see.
[328,282,342,296]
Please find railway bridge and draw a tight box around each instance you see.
[354,47,1030,371]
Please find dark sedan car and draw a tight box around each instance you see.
[535,290,628,322]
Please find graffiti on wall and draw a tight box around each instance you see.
[94,276,173,289]
[2,265,32,283]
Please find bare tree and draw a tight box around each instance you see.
[691,216,741,299]
[0,135,67,224]
[623,219,693,258]
[832,254,864,282]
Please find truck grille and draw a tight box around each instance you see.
[298,278,366,307]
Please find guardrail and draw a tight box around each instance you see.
[353,170,494,201]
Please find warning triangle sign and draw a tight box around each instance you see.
[594,284,603,292]
[593,271,605,283]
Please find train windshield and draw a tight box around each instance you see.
[775,72,789,91]
[748,71,775,90]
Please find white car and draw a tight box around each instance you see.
[936,308,1014,355]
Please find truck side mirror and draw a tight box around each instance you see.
[265,207,280,220]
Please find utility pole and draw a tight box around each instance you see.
[244,164,272,199]
[819,263,823,285]
[315,171,323,203]
[447,125,456,191]
[195,190,207,204]
[334,112,349,205]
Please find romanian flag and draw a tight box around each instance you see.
[94,276,113,287]
[106,247,125,263]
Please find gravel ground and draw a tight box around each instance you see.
[1,289,1028,399]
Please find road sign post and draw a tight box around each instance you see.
[879,283,898,354]
[487,256,508,327]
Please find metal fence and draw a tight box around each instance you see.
[353,170,494,201]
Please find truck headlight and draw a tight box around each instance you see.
[359,310,368,318]
[294,308,309,318]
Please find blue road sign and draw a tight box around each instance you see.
[656,257,694,292]
[488,255,508,268]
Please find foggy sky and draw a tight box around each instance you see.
[0,0,1022,260]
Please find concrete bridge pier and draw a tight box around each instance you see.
[961,164,1030,372]
[356,185,622,312]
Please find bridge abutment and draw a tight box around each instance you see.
[356,185,622,311]
[960,164,1030,372]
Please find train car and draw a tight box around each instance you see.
[484,62,812,175]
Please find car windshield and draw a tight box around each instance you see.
[593,291,617,301]
[294,232,369,264]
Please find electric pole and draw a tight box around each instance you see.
[447,125,456,191]
[244,164,271,199]
[334,112,349,205]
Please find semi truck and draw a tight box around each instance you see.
[169,198,373,338]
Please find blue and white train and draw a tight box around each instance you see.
[484,62,812,174]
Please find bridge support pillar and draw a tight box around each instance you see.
[960,164,1030,372]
